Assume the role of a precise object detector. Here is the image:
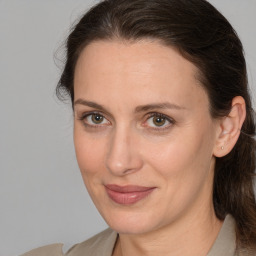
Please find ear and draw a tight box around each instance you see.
[213,96,246,157]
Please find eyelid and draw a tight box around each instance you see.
[143,112,175,129]
[147,112,175,122]
[77,111,111,127]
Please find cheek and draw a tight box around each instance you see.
[74,128,106,180]
[144,142,196,184]
[144,124,215,189]
[74,132,109,205]
[144,129,215,218]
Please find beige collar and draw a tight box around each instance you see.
[207,214,236,256]
[73,214,237,256]
[22,215,238,256]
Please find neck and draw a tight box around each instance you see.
[113,206,223,256]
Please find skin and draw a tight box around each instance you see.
[73,40,245,256]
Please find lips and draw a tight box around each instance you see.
[105,184,156,205]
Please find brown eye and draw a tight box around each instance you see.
[152,116,166,126]
[91,114,104,124]
[145,113,173,129]
[84,113,110,126]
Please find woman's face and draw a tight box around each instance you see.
[73,40,220,234]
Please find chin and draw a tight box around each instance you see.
[108,219,154,235]
[101,208,163,235]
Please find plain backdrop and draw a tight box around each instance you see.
[0,0,255,255]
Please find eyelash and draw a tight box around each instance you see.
[77,111,110,129]
[77,111,175,131]
[145,112,175,131]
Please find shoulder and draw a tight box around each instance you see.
[207,214,256,256]
[20,229,117,256]
[20,244,64,256]
[66,228,118,256]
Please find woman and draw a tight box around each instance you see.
[22,0,256,255]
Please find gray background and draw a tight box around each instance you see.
[0,0,255,255]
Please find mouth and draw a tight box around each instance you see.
[105,184,156,205]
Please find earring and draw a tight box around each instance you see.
[221,146,224,150]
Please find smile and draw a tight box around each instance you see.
[105,184,156,205]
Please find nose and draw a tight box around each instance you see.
[105,126,143,176]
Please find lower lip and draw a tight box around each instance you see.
[105,187,155,205]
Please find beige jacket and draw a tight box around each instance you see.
[21,215,255,256]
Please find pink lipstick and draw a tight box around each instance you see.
[105,184,155,205]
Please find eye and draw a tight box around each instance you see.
[88,113,104,124]
[81,113,110,126]
[145,113,174,129]
[150,116,167,127]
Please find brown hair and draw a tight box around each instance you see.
[57,0,256,249]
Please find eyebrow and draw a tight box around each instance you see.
[74,99,186,113]
[134,102,186,113]
[74,99,106,111]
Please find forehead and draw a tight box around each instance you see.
[75,39,198,82]
[74,40,208,111]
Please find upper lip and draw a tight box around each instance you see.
[105,184,156,193]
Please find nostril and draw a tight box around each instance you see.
[105,129,143,176]
[105,148,143,176]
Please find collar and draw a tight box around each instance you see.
[110,215,237,256]
[207,214,236,256]
[66,214,237,256]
